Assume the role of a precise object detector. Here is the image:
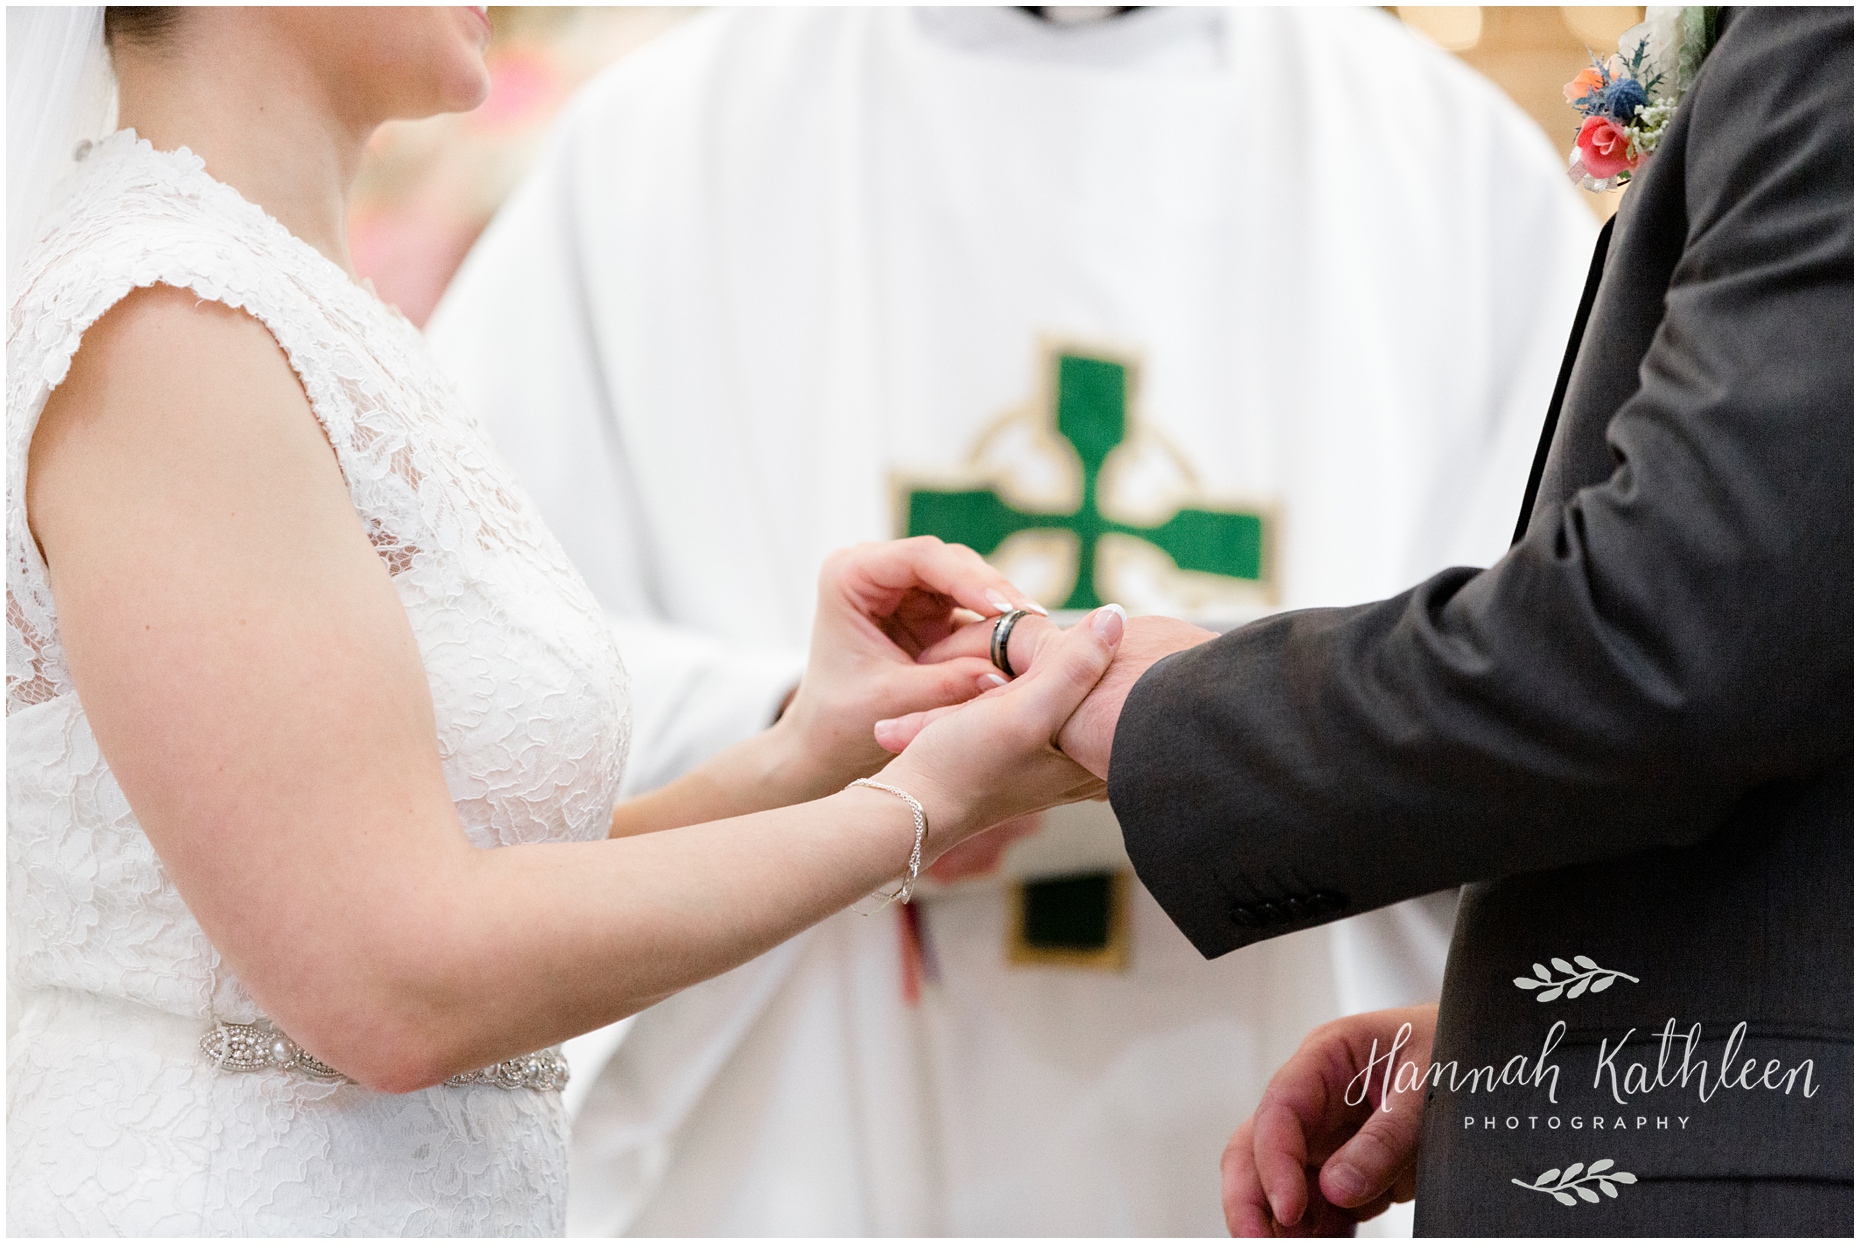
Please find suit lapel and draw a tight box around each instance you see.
[1512,214,1617,545]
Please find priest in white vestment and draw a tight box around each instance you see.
[428,8,1597,1235]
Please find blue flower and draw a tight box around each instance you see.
[1602,76,1649,124]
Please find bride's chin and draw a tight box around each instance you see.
[428,14,494,114]
[438,64,493,116]
[301,11,493,123]
[377,60,491,124]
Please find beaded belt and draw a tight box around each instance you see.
[199,1019,570,1092]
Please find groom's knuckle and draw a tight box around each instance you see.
[1352,1120,1409,1171]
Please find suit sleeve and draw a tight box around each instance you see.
[1109,8,1855,959]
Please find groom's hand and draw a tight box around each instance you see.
[1050,615,1216,778]
[1222,1005,1436,1237]
[915,612,1217,779]
[874,606,1125,852]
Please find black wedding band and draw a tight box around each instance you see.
[990,609,1031,679]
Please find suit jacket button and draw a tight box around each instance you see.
[1255,901,1283,925]
[1282,896,1309,921]
[1230,905,1261,930]
[1312,891,1346,915]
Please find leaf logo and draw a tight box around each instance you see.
[1511,955,1639,1002]
[1512,1158,1637,1206]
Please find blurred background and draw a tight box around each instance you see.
[351,5,1645,326]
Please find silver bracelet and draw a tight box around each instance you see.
[847,777,927,906]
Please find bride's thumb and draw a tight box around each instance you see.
[1013,604,1123,729]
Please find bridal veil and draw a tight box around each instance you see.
[7,6,114,298]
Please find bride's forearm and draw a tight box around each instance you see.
[333,784,917,1091]
[607,700,891,837]
[607,720,827,837]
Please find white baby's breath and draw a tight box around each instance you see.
[1629,102,1676,159]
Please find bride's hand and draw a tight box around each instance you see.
[768,536,1045,798]
[910,609,1217,780]
[870,604,1124,854]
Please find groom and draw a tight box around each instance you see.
[959,7,1852,1234]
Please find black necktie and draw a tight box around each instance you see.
[1512,214,1616,546]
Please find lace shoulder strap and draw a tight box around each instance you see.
[6,132,378,714]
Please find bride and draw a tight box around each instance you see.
[6,8,1119,1234]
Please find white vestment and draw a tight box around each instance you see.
[428,7,1596,1234]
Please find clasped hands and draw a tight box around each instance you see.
[769,534,1215,872]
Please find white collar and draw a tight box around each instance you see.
[910,7,1228,72]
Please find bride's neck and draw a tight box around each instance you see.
[113,21,375,280]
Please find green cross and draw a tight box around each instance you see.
[904,351,1268,610]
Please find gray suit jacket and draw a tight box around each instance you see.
[1108,9,1852,1235]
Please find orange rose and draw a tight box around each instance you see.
[1563,67,1606,104]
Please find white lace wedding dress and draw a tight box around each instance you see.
[6,131,631,1235]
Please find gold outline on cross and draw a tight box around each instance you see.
[898,344,1274,611]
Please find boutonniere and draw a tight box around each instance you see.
[1564,6,1721,191]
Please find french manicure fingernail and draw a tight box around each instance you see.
[1026,601,1049,616]
[986,592,1014,614]
[979,672,1008,690]
[874,718,897,733]
[1091,603,1126,641]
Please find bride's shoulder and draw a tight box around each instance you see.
[9,131,312,405]
[29,281,317,513]
[20,131,234,285]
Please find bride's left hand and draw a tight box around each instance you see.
[768,536,1044,798]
